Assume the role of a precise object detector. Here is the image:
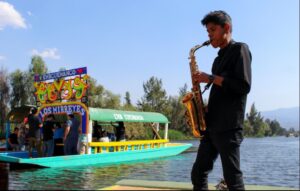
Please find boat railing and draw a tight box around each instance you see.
[89,139,169,154]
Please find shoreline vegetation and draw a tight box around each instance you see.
[0,56,299,140]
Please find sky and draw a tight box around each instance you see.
[0,0,299,113]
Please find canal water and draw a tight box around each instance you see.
[0,136,299,190]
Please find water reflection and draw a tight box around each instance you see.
[0,163,9,190]
[4,137,300,189]
[7,156,187,190]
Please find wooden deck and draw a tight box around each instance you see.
[100,179,297,190]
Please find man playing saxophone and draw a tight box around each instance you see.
[191,10,252,190]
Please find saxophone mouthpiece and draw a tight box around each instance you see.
[202,40,210,46]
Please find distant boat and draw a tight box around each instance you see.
[285,133,298,137]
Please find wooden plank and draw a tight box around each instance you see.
[100,179,298,190]
[100,185,170,190]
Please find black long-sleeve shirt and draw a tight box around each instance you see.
[206,40,252,133]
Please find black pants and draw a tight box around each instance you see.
[53,138,64,156]
[64,137,79,155]
[191,130,245,191]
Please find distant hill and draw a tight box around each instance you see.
[261,107,299,130]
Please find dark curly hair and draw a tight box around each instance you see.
[30,107,38,114]
[201,10,232,32]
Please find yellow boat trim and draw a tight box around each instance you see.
[89,139,169,154]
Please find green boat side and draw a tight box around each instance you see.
[0,143,192,168]
[0,155,21,163]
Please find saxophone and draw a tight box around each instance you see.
[182,40,210,138]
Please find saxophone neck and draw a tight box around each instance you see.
[189,40,210,58]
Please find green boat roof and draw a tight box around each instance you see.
[89,108,169,123]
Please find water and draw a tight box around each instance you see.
[1,136,299,190]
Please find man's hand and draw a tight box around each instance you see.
[192,71,211,84]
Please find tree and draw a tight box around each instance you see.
[245,103,268,137]
[137,76,167,113]
[253,112,265,136]
[27,56,48,104]
[245,104,286,137]
[9,70,28,108]
[268,119,286,136]
[87,77,120,109]
[243,120,253,137]
[88,77,105,107]
[122,91,137,111]
[165,95,188,132]
[164,84,191,135]
[103,90,121,109]
[179,83,188,97]
[0,67,10,134]
[124,91,132,106]
[264,119,272,136]
[177,84,194,134]
[246,103,258,126]
[124,122,148,140]
[164,96,180,129]
[29,56,48,75]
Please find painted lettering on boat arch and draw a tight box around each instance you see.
[38,102,89,134]
[33,67,89,105]
[34,75,89,104]
[113,113,144,121]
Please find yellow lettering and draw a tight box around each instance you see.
[62,80,73,100]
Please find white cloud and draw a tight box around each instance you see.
[0,1,27,30]
[31,48,61,60]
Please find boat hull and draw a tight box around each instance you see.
[0,143,192,168]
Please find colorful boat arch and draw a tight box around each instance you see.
[37,102,89,134]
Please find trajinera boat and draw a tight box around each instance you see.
[0,67,192,168]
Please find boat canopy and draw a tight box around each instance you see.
[6,105,36,123]
[89,108,169,123]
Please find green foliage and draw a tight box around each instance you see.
[137,76,168,113]
[88,77,105,107]
[243,120,253,136]
[138,79,190,137]
[164,95,189,134]
[125,122,148,140]
[87,77,121,109]
[27,56,48,104]
[121,102,137,112]
[9,69,29,108]
[103,90,121,109]
[29,56,48,75]
[159,129,188,140]
[125,124,188,141]
[244,103,286,137]
[124,91,132,106]
[0,67,10,132]
[0,129,5,139]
